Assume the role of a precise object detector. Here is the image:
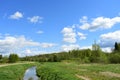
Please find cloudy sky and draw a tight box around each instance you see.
[0,0,120,56]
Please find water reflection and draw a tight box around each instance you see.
[23,67,38,80]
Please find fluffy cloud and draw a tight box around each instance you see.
[101,47,112,53]
[28,16,43,23]
[25,49,32,54]
[99,30,120,48]
[80,16,120,31]
[77,32,87,40]
[40,43,56,48]
[0,35,56,56]
[80,16,88,23]
[9,11,23,19]
[80,46,92,50]
[61,27,76,43]
[61,44,80,51]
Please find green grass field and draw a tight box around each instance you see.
[0,62,120,80]
[37,62,120,80]
[0,62,36,80]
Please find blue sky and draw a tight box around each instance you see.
[0,0,120,56]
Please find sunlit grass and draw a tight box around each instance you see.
[37,62,120,80]
[0,62,36,80]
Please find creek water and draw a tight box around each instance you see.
[23,67,39,80]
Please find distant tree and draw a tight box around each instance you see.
[92,41,101,51]
[114,42,120,52]
[1,56,8,63]
[0,55,2,60]
[114,42,119,51]
[92,41,102,57]
[9,54,19,63]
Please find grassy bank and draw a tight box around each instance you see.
[37,62,120,80]
[0,62,120,80]
[0,62,36,80]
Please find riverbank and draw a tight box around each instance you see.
[0,62,36,80]
[36,62,120,80]
[0,62,35,67]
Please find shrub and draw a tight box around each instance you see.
[109,53,120,63]
[0,56,8,63]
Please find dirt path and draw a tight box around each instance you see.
[100,71,120,78]
[75,74,91,80]
[0,62,35,67]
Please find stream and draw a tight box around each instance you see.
[23,66,39,80]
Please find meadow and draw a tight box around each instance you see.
[37,62,120,80]
[0,62,36,80]
[0,61,120,80]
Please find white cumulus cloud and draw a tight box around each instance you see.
[77,32,87,40]
[0,35,56,56]
[80,16,120,31]
[99,30,120,48]
[28,16,43,23]
[80,16,88,23]
[61,27,76,43]
[61,44,80,51]
[40,43,56,48]
[9,11,23,20]
[101,47,112,53]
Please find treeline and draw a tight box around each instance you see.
[21,42,120,64]
[0,42,120,64]
[0,54,19,63]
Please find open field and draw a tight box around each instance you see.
[0,62,120,80]
[37,62,120,80]
[0,62,36,80]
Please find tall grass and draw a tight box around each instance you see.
[36,62,120,80]
[37,62,80,80]
[0,63,36,80]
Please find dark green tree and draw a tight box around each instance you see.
[9,54,19,63]
[114,42,119,51]
[0,55,2,60]
[114,42,120,52]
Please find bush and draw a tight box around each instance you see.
[0,56,8,63]
[9,54,19,63]
[109,53,120,63]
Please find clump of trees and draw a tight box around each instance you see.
[0,53,19,63]
[108,42,120,63]
[9,54,19,63]
[114,42,120,52]
[0,55,9,63]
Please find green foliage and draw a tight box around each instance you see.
[0,63,36,80]
[0,55,2,60]
[9,54,19,63]
[22,48,109,64]
[37,63,79,80]
[114,42,120,52]
[109,53,120,63]
[0,56,8,63]
[21,42,120,64]
[37,62,120,80]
